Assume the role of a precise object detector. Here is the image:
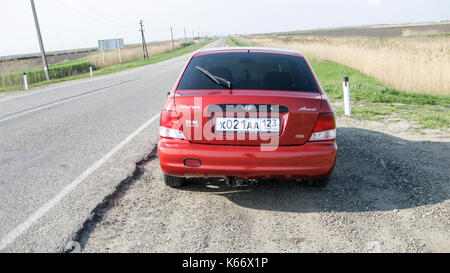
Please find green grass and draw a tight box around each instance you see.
[226,37,258,47]
[309,58,450,128]
[1,58,92,90]
[228,37,450,129]
[309,58,450,106]
[92,40,213,75]
[348,106,397,120]
[0,39,215,93]
[226,37,239,46]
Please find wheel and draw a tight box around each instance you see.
[309,177,330,188]
[163,174,186,187]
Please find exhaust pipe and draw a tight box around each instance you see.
[226,177,234,187]
[225,177,254,187]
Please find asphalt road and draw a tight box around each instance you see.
[0,38,226,252]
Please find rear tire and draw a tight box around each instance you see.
[310,177,330,188]
[164,174,186,188]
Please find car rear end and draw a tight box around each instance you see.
[158,48,337,186]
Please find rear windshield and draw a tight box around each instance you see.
[177,52,319,92]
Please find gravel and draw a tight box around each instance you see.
[80,115,450,253]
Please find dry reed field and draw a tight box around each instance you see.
[241,35,450,95]
[281,22,450,37]
[89,41,182,69]
[0,59,40,74]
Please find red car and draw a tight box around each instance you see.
[158,47,337,187]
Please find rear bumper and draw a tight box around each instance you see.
[158,138,337,179]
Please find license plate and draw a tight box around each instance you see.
[215,117,280,133]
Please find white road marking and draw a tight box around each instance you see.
[0,113,160,251]
[0,64,182,124]
[0,78,141,123]
[0,76,111,103]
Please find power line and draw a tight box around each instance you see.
[40,0,65,50]
[29,0,215,58]
[57,0,136,30]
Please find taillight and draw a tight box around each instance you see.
[159,110,185,139]
[309,113,336,141]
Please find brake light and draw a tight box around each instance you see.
[309,113,336,141]
[159,110,185,139]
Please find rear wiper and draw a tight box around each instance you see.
[195,66,232,89]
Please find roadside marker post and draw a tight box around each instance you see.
[343,77,351,116]
[23,73,28,90]
[89,66,93,77]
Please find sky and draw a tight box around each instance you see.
[0,0,449,56]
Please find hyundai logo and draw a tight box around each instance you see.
[243,105,254,111]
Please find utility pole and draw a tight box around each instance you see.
[139,20,149,59]
[184,29,187,44]
[30,0,49,81]
[192,30,195,42]
[170,26,174,48]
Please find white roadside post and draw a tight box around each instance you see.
[89,66,93,77]
[23,73,28,90]
[343,77,351,116]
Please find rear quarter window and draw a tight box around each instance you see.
[177,52,319,92]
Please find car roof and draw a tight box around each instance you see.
[193,46,304,57]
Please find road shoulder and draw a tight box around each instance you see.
[81,116,450,253]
